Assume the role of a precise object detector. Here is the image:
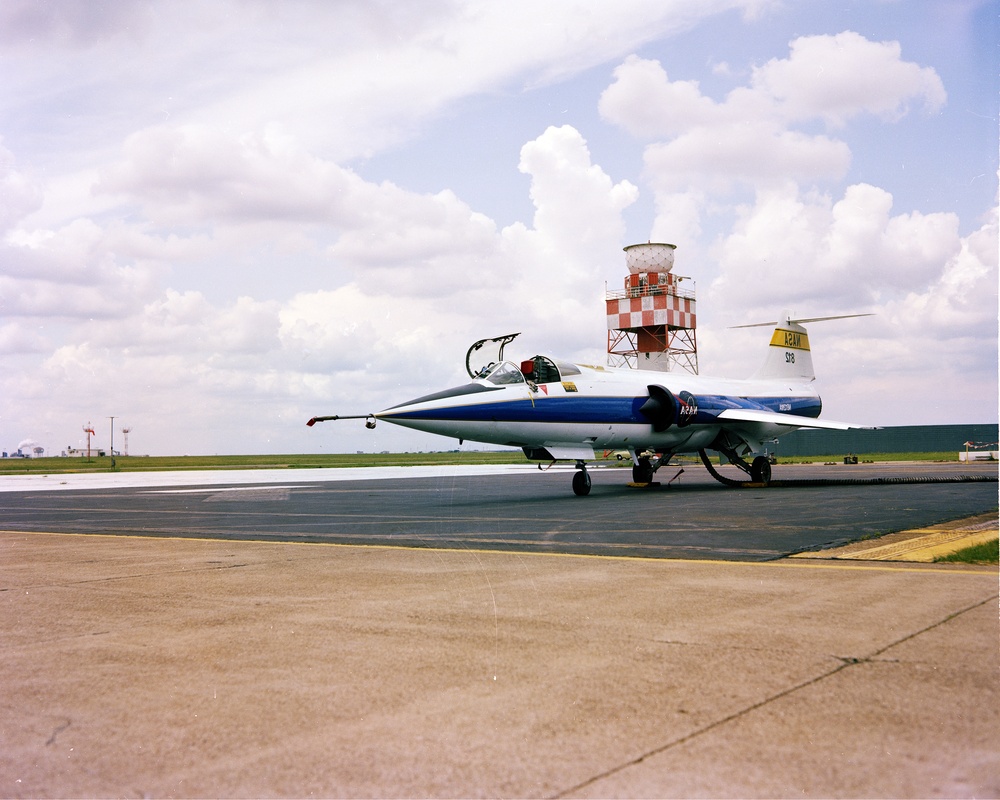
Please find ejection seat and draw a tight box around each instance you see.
[523,356,561,385]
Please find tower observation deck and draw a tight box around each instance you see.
[605,242,698,374]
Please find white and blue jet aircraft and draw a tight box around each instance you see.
[308,314,872,495]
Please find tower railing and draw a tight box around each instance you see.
[605,281,695,302]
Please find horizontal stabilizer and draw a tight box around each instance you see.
[716,408,874,431]
[731,313,874,329]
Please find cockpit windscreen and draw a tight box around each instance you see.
[483,362,525,385]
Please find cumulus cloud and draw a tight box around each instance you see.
[703,187,997,419]
[518,125,639,254]
[601,32,946,137]
[645,122,851,194]
[751,31,947,126]
[5,118,640,454]
[98,125,366,226]
[710,182,964,311]
[282,124,638,387]
[600,31,946,199]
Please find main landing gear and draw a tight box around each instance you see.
[701,446,772,486]
[631,452,675,484]
[750,455,772,484]
[568,447,773,496]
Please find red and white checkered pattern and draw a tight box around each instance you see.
[605,293,696,330]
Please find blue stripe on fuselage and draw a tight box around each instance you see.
[382,394,822,425]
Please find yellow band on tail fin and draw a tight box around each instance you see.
[769,328,811,351]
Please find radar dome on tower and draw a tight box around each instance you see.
[624,242,676,274]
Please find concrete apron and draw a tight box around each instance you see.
[1,531,997,798]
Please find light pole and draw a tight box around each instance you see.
[108,416,116,469]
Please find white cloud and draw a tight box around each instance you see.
[645,122,851,194]
[710,182,973,314]
[752,31,947,126]
[886,203,998,337]
[600,31,946,200]
[0,0,771,178]
[98,125,365,226]
[601,31,946,137]
[517,125,638,257]
[0,321,48,355]
[5,120,641,454]
[702,187,997,425]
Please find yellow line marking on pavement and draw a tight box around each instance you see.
[1,530,994,575]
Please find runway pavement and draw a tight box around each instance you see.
[0,461,996,561]
[1,461,997,797]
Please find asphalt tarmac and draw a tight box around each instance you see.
[1,461,997,797]
[0,460,996,561]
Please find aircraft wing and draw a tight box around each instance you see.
[715,409,873,431]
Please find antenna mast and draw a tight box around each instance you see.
[83,422,95,461]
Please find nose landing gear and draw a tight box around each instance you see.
[572,462,592,496]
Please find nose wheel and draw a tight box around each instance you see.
[572,463,592,496]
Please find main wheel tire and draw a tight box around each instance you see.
[632,458,654,484]
[750,455,772,484]
[572,470,592,496]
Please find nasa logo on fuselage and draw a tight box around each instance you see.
[678,390,698,427]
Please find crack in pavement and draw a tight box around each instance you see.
[552,594,997,799]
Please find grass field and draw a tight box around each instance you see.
[934,538,999,565]
[0,450,977,475]
[0,451,529,474]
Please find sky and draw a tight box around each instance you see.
[1,0,997,457]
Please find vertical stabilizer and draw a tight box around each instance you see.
[751,315,815,381]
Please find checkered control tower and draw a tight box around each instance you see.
[606,242,698,374]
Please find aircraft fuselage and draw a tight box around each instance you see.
[378,359,821,457]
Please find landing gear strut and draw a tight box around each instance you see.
[702,443,773,486]
[631,451,673,484]
[572,462,591,496]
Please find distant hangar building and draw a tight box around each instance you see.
[771,423,998,459]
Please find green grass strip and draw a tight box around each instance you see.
[934,538,999,565]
